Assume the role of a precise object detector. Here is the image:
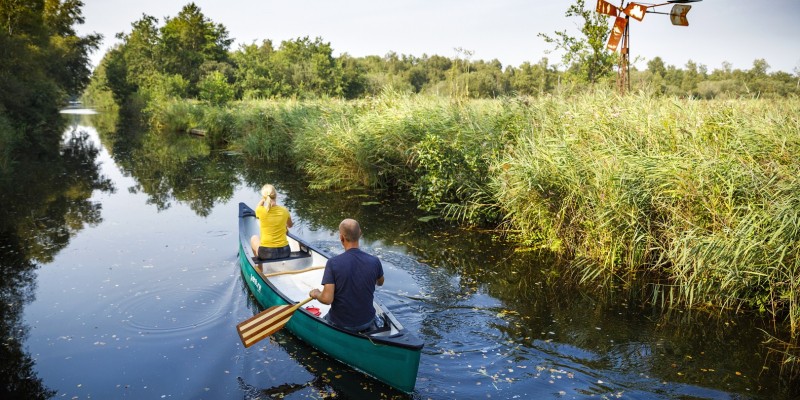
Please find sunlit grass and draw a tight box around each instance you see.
[153,90,800,341]
[494,92,800,336]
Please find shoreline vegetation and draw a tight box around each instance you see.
[144,92,800,345]
[76,1,799,381]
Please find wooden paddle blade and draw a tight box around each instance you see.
[237,305,295,347]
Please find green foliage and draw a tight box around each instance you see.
[196,104,235,146]
[81,60,118,112]
[339,54,369,99]
[148,98,198,135]
[229,36,345,99]
[198,71,234,106]
[539,0,615,84]
[492,92,800,334]
[0,0,100,147]
[229,100,310,161]
[267,36,343,98]
[509,59,558,96]
[231,40,278,99]
[158,3,232,95]
[90,3,232,108]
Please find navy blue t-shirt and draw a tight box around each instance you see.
[321,248,384,328]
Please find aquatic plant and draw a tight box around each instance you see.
[493,92,800,336]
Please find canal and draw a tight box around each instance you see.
[0,110,793,399]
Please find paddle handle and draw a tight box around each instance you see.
[263,266,324,278]
[292,296,314,311]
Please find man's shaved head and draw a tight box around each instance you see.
[339,218,362,243]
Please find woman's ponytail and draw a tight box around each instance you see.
[261,184,277,212]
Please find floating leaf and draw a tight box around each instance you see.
[360,201,381,206]
[418,215,439,222]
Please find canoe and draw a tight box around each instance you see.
[237,202,424,393]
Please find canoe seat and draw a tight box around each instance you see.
[361,314,394,336]
[252,251,311,264]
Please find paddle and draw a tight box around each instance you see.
[237,297,314,348]
[262,265,324,278]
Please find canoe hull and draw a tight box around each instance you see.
[237,203,422,393]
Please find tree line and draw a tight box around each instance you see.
[1,0,100,165]
[87,2,800,112]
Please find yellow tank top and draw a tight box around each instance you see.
[256,205,290,248]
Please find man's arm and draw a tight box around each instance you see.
[309,284,335,305]
[376,276,384,286]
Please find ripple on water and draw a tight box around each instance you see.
[116,285,228,334]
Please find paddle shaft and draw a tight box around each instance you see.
[237,297,314,347]
[262,265,324,278]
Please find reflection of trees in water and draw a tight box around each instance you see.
[109,126,240,217]
[0,237,55,400]
[0,126,114,399]
[2,127,114,262]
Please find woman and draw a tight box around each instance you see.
[250,184,294,259]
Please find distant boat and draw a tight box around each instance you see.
[237,202,424,393]
[59,107,97,115]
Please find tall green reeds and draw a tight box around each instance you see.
[494,92,800,334]
[151,90,800,337]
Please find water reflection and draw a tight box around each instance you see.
[116,134,237,216]
[0,120,114,399]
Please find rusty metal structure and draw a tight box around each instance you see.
[596,0,702,94]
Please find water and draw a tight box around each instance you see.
[1,111,795,399]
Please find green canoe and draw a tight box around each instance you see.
[237,202,424,393]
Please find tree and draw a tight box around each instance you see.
[338,53,368,99]
[749,59,770,77]
[231,40,277,99]
[103,14,160,102]
[158,3,232,95]
[539,0,615,84]
[0,0,100,147]
[647,57,667,78]
[510,58,556,96]
[681,60,703,96]
[269,36,342,98]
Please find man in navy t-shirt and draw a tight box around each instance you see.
[309,218,384,331]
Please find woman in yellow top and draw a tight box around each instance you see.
[250,184,294,259]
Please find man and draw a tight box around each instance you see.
[309,218,384,332]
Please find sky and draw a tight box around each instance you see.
[75,0,800,74]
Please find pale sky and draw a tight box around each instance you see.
[76,0,800,74]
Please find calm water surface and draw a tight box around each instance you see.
[2,111,794,399]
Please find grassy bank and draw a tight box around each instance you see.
[493,93,799,336]
[150,91,800,337]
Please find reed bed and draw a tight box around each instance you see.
[154,91,800,338]
[494,93,800,336]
